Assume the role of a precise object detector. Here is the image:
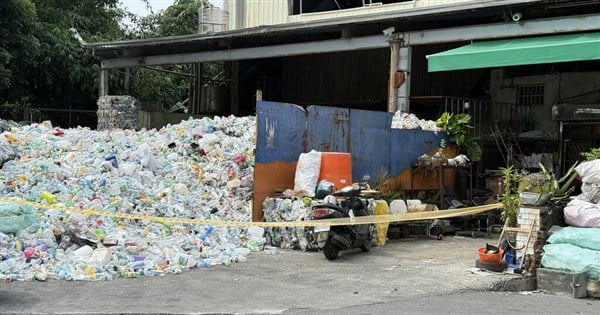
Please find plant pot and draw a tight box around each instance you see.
[519,192,550,206]
[478,247,504,264]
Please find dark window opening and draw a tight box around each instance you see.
[517,85,544,106]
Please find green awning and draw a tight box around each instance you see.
[427,32,600,72]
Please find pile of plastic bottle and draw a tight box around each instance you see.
[391,111,440,131]
[262,197,310,250]
[0,116,267,281]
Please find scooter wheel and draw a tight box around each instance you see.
[323,242,339,260]
[360,240,371,252]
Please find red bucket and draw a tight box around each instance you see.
[478,247,504,264]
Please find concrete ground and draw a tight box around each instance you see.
[1,235,596,314]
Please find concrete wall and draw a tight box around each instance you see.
[228,0,476,29]
[490,70,600,133]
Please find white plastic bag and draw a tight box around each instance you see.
[575,159,600,203]
[575,159,600,183]
[563,197,600,228]
[293,150,321,197]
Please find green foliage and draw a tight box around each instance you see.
[0,0,128,125]
[0,0,40,106]
[435,112,481,161]
[123,66,190,108]
[518,171,553,195]
[513,162,579,208]
[541,162,579,206]
[0,0,216,126]
[415,139,447,171]
[115,0,215,111]
[159,0,209,36]
[126,0,211,38]
[500,166,520,227]
[581,147,600,161]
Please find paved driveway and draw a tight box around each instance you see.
[0,236,528,314]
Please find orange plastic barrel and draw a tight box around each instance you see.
[318,152,352,190]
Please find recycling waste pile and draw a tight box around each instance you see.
[390,111,439,131]
[541,159,600,284]
[0,116,266,282]
[261,112,443,250]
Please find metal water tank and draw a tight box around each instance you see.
[198,7,229,34]
[201,85,228,113]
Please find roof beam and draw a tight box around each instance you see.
[101,13,600,69]
[401,13,600,46]
[101,36,389,69]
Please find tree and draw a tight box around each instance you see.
[0,0,40,107]
[125,0,211,39]
[0,0,215,127]
[159,0,210,36]
[30,0,125,106]
[120,0,214,111]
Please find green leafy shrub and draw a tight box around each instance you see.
[435,112,481,161]
[581,148,600,161]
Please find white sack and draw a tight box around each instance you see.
[576,159,600,203]
[563,197,600,228]
[293,150,321,197]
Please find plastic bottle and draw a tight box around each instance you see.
[121,271,141,278]
[5,274,25,282]
[196,260,210,268]
[105,153,119,168]
[40,191,57,204]
[57,235,71,251]
[83,266,97,280]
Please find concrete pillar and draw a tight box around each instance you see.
[124,68,130,93]
[397,46,412,113]
[387,39,401,113]
[99,69,109,97]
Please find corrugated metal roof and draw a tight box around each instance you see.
[84,0,543,58]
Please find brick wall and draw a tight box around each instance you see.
[516,206,541,258]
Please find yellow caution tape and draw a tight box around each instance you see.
[0,197,502,228]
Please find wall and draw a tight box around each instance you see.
[230,0,476,28]
[490,70,600,133]
[253,100,450,221]
[281,49,388,108]
[517,206,541,260]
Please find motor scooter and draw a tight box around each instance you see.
[307,181,375,260]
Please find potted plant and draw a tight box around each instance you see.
[415,139,447,174]
[435,112,481,162]
[518,169,553,206]
[543,162,579,207]
[500,166,520,227]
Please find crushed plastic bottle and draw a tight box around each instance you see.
[0,115,263,281]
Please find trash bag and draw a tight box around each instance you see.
[575,159,600,203]
[0,144,18,168]
[546,226,600,251]
[372,200,390,246]
[293,150,321,197]
[563,198,600,228]
[541,243,600,280]
[0,202,36,234]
